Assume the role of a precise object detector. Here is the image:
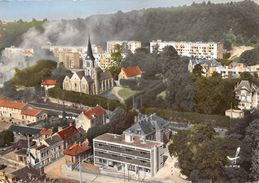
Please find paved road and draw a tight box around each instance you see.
[29,102,82,115]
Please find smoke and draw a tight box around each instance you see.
[0,10,146,85]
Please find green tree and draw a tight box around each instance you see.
[108,44,123,79]
[193,64,204,77]
[0,130,14,147]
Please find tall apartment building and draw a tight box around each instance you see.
[150,40,224,59]
[2,46,34,59]
[93,132,164,177]
[107,41,141,53]
[57,51,81,69]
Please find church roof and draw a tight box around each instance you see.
[86,37,95,61]
[100,71,113,80]
[75,71,85,79]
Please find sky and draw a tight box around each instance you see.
[0,0,245,21]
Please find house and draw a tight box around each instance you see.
[63,38,114,95]
[41,79,58,91]
[57,124,82,149]
[93,132,164,177]
[29,134,64,168]
[119,66,142,80]
[123,114,170,144]
[234,80,259,110]
[188,59,222,77]
[0,100,47,125]
[9,166,46,183]
[64,143,92,170]
[150,40,223,59]
[75,105,108,132]
[21,108,47,124]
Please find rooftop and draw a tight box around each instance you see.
[64,143,91,156]
[9,125,41,136]
[57,125,80,141]
[121,66,142,78]
[82,105,106,120]
[0,100,27,109]
[41,79,58,86]
[45,134,62,146]
[40,128,53,137]
[94,133,162,150]
[124,114,169,136]
[21,108,43,117]
[11,166,45,182]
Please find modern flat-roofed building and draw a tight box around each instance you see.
[107,41,141,53]
[93,132,164,177]
[150,40,223,59]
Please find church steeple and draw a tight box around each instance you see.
[86,35,95,62]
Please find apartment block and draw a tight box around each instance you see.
[150,40,223,59]
[107,41,141,53]
[57,51,82,69]
[93,132,164,177]
[2,46,34,59]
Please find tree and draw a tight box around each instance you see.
[169,124,240,182]
[239,48,259,66]
[0,130,14,147]
[160,46,196,111]
[193,64,204,77]
[108,44,123,80]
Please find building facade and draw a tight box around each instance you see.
[150,40,223,59]
[107,41,141,53]
[234,80,259,110]
[93,132,164,177]
[75,105,108,132]
[63,38,114,95]
[0,100,47,125]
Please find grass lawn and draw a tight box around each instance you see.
[118,87,138,99]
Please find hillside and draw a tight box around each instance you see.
[0,1,258,49]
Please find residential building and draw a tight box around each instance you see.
[57,124,82,149]
[225,109,244,119]
[234,80,259,110]
[63,38,114,95]
[57,51,82,70]
[107,41,141,53]
[124,114,170,144]
[119,66,142,80]
[2,46,34,59]
[75,105,108,132]
[97,53,116,71]
[150,40,224,59]
[0,100,47,125]
[64,143,92,170]
[93,132,164,177]
[29,134,64,168]
[188,59,222,77]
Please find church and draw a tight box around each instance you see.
[62,38,114,95]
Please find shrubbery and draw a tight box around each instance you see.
[142,107,230,128]
[48,86,126,110]
[0,130,14,148]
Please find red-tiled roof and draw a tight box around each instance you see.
[0,100,27,110]
[63,143,91,156]
[83,105,106,120]
[57,125,80,141]
[41,80,58,86]
[121,66,142,78]
[21,108,42,117]
[40,128,53,136]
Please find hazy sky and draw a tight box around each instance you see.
[0,0,245,21]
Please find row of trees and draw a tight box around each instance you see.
[0,130,14,148]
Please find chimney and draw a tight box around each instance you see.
[125,131,133,143]
[69,122,73,127]
[58,126,63,132]
[140,136,146,144]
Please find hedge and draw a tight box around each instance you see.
[141,107,230,128]
[48,87,127,110]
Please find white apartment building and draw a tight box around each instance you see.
[107,41,141,53]
[93,132,164,177]
[150,40,224,59]
[2,46,34,59]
